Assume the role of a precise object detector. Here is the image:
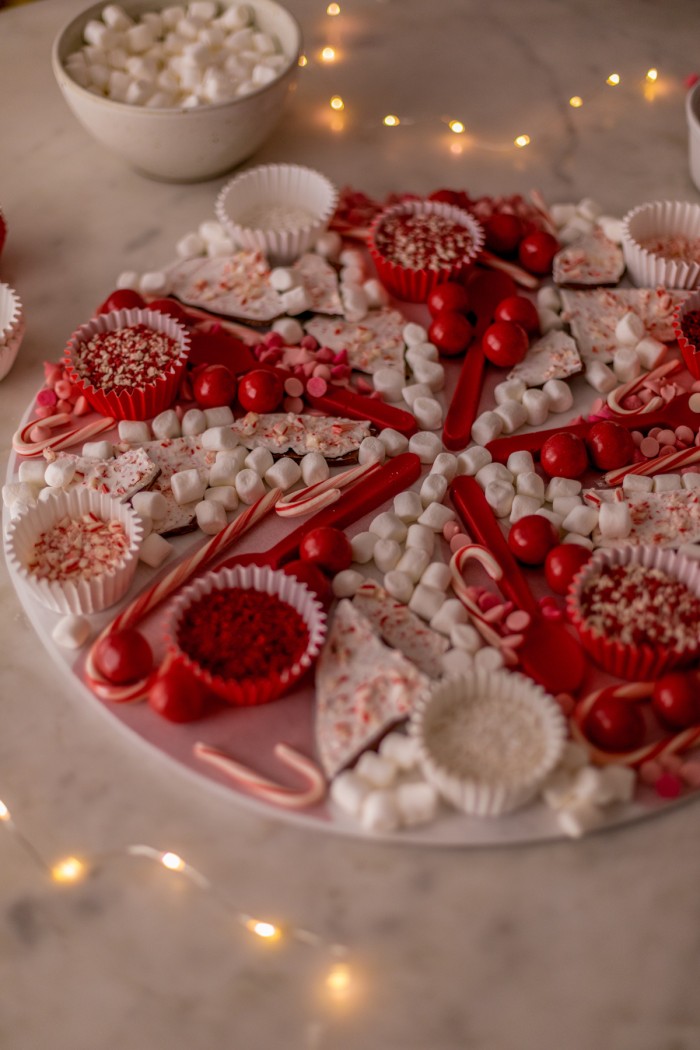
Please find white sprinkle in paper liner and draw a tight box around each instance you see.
[622,200,700,290]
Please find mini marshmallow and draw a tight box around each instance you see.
[542,379,574,414]
[598,215,625,243]
[396,547,431,582]
[360,789,400,833]
[441,648,476,676]
[597,764,635,804]
[585,359,617,394]
[456,445,492,477]
[378,428,410,457]
[351,531,378,564]
[370,511,407,543]
[314,230,343,261]
[363,278,390,308]
[280,286,311,315]
[139,531,174,568]
[484,481,514,518]
[430,452,458,481]
[235,468,266,504]
[403,322,429,346]
[412,397,443,431]
[536,284,562,312]
[264,457,302,490]
[300,452,330,486]
[654,473,681,492]
[420,561,451,591]
[358,437,387,465]
[406,343,439,364]
[545,477,581,501]
[195,499,227,534]
[563,532,593,549]
[494,400,528,435]
[383,570,414,604]
[556,799,605,839]
[201,425,238,451]
[408,583,445,622]
[171,468,207,504]
[140,271,169,295]
[44,460,77,489]
[615,310,645,347]
[204,406,235,428]
[598,500,632,540]
[510,494,545,523]
[578,197,603,221]
[537,508,564,529]
[81,440,114,461]
[538,307,565,334]
[332,569,366,598]
[471,411,503,446]
[449,622,483,654]
[373,538,402,572]
[612,347,641,384]
[552,494,583,518]
[341,285,370,322]
[176,231,206,258]
[408,431,443,464]
[330,770,371,817]
[410,359,445,393]
[522,388,551,427]
[405,523,435,554]
[622,472,654,494]
[150,409,181,440]
[272,317,304,344]
[181,408,208,436]
[379,731,420,770]
[209,447,247,486]
[52,614,92,650]
[683,474,700,491]
[402,381,433,408]
[550,202,578,227]
[430,598,468,635]
[245,446,274,475]
[474,645,505,672]
[476,462,514,488]
[373,367,405,401]
[269,266,296,291]
[115,269,139,289]
[395,781,439,827]
[339,247,365,270]
[493,378,526,405]
[118,420,151,444]
[515,471,545,501]
[393,490,424,522]
[420,473,448,506]
[417,501,455,532]
[634,336,666,371]
[204,485,239,512]
[561,505,598,536]
[131,490,167,520]
[18,460,47,486]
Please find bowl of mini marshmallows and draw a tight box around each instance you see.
[52,0,302,182]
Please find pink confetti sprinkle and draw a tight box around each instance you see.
[72,396,91,417]
[34,404,55,419]
[283,376,304,397]
[679,760,700,788]
[300,334,318,351]
[621,395,644,411]
[676,425,695,444]
[264,331,284,349]
[29,425,50,442]
[655,772,683,799]
[333,349,349,365]
[639,436,660,458]
[36,388,58,408]
[54,379,74,400]
[313,364,331,380]
[477,591,501,612]
[356,377,373,395]
[331,364,351,382]
[282,395,304,414]
[43,362,63,387]
[637,388,654,404]
[443,520,461,541]
[639,760,663,785]
[657,429,676,446]
[315,346,335,363]
[306,376,328,397]
[56,399,73,414]
[505,609,531,633]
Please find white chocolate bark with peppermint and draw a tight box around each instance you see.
[352,580,449,677]
[553,227,625,287]
[561,287,687,361]
[304,307,406,374]
[507,330,582,387]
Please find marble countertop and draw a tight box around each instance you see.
[3,1,700,1047]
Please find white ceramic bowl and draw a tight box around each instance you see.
[51,0,302,183]
[686,81,700,194]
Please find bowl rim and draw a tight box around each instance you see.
[51,0,303,116]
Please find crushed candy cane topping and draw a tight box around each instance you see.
[28,513,129,582]
[72,324,181,392]
[373,212,476,271]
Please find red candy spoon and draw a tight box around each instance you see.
[449,476,586,694]
[442,340,486,451]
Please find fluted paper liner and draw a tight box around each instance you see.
[0,282,25,382]
[622,200,700,290]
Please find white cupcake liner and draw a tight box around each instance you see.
[215,163,339,266]
[5,488,144,615]
[64,306,190,421]
[621,200,700,290]
[165,564,327,706]
[566,544,700,679]
[410,669,566,817]
[0,282,25,382]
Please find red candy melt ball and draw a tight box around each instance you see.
[517,231,559,275]
[544,543,591,595]
[540,431,589,479]
[93,628,153,685]
[237,369,284,413]
[428,310,474,357]
[148,662,208,722]
[585,696,646,753]
[193,364,236,408]
[299,526,353,575]
[483,213,524,255]
[586,420,636,471]
[481,320,529,367]
[651,671,700,730]
[427,281,471,317]
[508,514,559,566]
[494,295,540,336]
[96,288,146,315]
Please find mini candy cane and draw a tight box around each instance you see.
[479,249,539,290]
[84,487,282,702]
[570,680,700,767]
[449,543,527,660]
[607,359,681,416]
[275,460,382,518]
[12,412,115,457]
[143,297,263,347]
[529,189,559,237]
[603,444,700,487]
[193,741,327,809]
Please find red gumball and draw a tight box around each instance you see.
[93,628,153,685]
[429,310,474,357]
[299,526,353,575]
[507,514,559,566]
[237,369,284,413]
[482,320,529,367]
[427,281,471,317]
[651,672,700,730]
[517,231,559,275]
[540,431,589,479]
[544,543,591,595]
[483,213,523,255]
[146,297,191,325]
[465,268,517,336]
[585,696,646,753]
[148,661,209,722]
[282,559,334,608]
[193,364,236,408]
[494,295,540,336]
[96,288,145,314]
[586,420,636,471]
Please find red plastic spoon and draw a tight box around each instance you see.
[449,475,587,695]
[442,341,486,451]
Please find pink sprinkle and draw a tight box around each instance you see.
[639,436,660,458]
[679,760,700,788]
[621,395,644,411]
[590,398,605,414]
[660,384,677,403]
[300,334,318,351]
[34,404,55,419]
[306,376,328,397]
[54,379,74,400]
[264,331,284,350]
[284,377,305,397]
[443,520,460,541]
[73,396,90,416]
[676,425,695,444]
[630,429,644,446]
[477,591,501,612]
[657,445,676,458]
[315,346,335,363]
[356,377,373,395]
[637,388,654,405]
[676,440,690,451]
[658,753,684,774]
[639,760,663,785]
[36,388,58,408]
[692,380,700,393]
[540,603,563,621]
[43,362,63,387]
[29,425,50,442]
[312,364,331,380]
[56,399,73,414]
[331,364,352,381]
[482,603,507,624]
[259,347,282,364]
[655,772,683,799]
[333,349,349,365]
[648,427,662,439]
[282,395,304,414]
[657,428,676,446]
[302,362,316,377]
[252,344,265,359]
[645,380,662,397]
[505,609,531,633]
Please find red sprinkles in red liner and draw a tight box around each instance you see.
[680,308,700,348]
[29,513,129,583]
[177,587,310,682]
[578,563,700,651]
[71,323,181,392]
[373,212,476,271]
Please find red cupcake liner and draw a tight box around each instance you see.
[566,544,700,680]
[165,564,327,707]
[673,289,700,379]
[64,307,190,421]
[367,199,485,303]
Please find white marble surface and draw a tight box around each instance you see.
[3,1,700,1047]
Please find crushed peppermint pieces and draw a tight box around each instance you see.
[71,324,181,392]
[373,212,476,271]
[28,513,129,583]
[639,234,700,263]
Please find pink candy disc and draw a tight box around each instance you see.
[306,376,328,397]
[283,376,304,397]
[504,609,531,633]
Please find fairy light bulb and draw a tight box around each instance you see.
[326,2,340,14]
[383,114,400,126]
[514,134,531,148]
[646,68,658,82]
[160,851,185,872]
[449,120,465,134]
[321,46,336,62]
[330,95,344,111]
[51,856,86,884]
[0,800,10,822]
[569,95,583,108]
[298,54,308,67]
[245,918,282,942]
[325,962,353,1002]
[606,72,621,86]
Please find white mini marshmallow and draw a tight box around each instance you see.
[420,561,451,591]
[578,197,602,221]
[181,408,208,436]
[204,406,234,427]
[408,583,445,622]
[412,397,443,431]
[474,646,505,672]
[406,343,439,364]
[176,231,206,258]
[403,322,429,346]
[171,468,207,504]
[350,531,378,564]
[332,569,366,598]
[545,477,581,501]
[430,598,468,635]
[417,502,455,532]
[358,437,386,465]
[151,409,181,440]
[494,400,528,435]
[300,452,330,486]
[419,473,448,506]
[118,420,151,444]
[516,471,545,501]
[330,770,371,817]
[556,799,605,839]
[536,284,562,312]
[522,388,551,427]
[363,278,390,308]
[430,452,458,481]
[542,379,574,414]
[405,523,435,554]
[373,538,402,572]
[314,230,343,261]
[537,508,564,530]
[538,307,565,334]
[373,367,405,401]
[81,440,114,461]
[379,731,420,770]
[585,359,617,394]
[493,378,526,405]
[408,431,443,464]
[280,286,311,315]
[485,481,514,518]
[139,531,174,568]
[269,266,296,291]
[341,284,370,322]
[550,202,578,227]
[209,447,247,487]
[195,499,227,534]
[598,500,632,539]
[18,460,48,486]
[395,781,439,827]
[52,614,92,650]
[634,336,666,371]
[131,490,167,520]
[597,764,635,804]
[456,445,492,477]
[201,425,238,451]
[204,485,239,511]
[264,457,301,490]
[272,317,304,344]
[441,648,476,676]
[378,428,410,457]
[360,789,400,833]
[471,411,503,446]
[370,511,407,543]
[615,311,645,347]
[44,460,76,489]
[449,622,482,653]
[622,472,654,493]
[393,490,424,523]
[561,505,598,536]
[509,494,545,523]
[139,271,169,295]
[598,215,625,242]
[244,446,274,475]
[235,468,266,504]
[102,4,134,30]
[396,547,431,582]
[476,462,513,488]
[654,473,682,492]
[683,474,700,491]
[410,359,445,393]
[612,347,641,384]
[383,570,414,604]
[552,494,583,518]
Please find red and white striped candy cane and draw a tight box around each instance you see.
[606,359,680,416]
[12,413,115,457]
[275,460,382,518]
[603,443,700,487]
[449,543,527,660]
[193,741,327,809]
[84,487,282,702]
[570,680,700,767]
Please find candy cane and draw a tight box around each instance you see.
[193,741,327,809]
[607,359,680,416]
[449,544,528,654]
[528,189,559,237]
[143,297,263,347]
[603,444,700,487]
[84,487,282,702]
[12,413,115,457]
[479,249,540,289]
[570,680,700,767]
[275,460,381,518]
